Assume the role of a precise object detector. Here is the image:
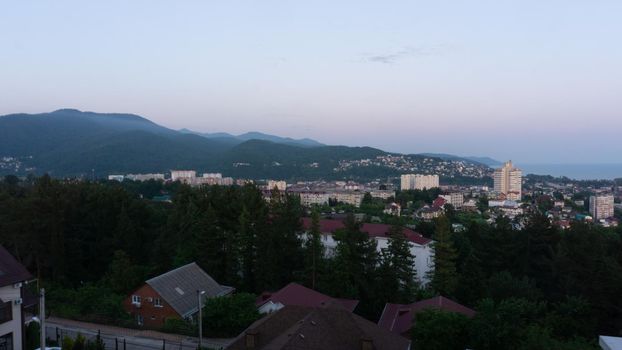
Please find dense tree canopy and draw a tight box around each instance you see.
[0,175,621,347]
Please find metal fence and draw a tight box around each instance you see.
[45,326,225,350]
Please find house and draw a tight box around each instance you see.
[418,207,443,221]
[377,296,475,337]
[123,262,234,328]
[383,203,401,217]
[256,283,359,314]
[226,304,411,350]
[301,218,434,285]
[0,245,34,350]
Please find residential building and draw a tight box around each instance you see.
[301,218,434,285]
[493,161,522,200]
[383,202,401,216]
[0,245,34,350]
[123,263,234,328]
[226,304,410,350]
[443,192,464,208]
[107,175,124,182]
[125,173,165,182]
[297,192,330,207]
[170,170,196,182]
[267,180,287,191]
[256,283,358,314]
[590,195,615,220]
[419,207,443,221]
[368,190,396,200]
[330,191,365,207]
[378,296,475,338]
[401,174,439,190]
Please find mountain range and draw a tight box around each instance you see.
[0,109,495,181]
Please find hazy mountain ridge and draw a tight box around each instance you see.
[0,110,492,181]
[179,128,325,148]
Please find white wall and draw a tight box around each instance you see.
[0,284,24,350]
[311,234,433,285]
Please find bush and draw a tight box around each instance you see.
[412,309,471,350]
[161,318,196,336]
[202,293,261,337]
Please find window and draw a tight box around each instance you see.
[154,298,162,307]
[137,314,144,326]
[0,333,12,350]
[132,295,141,304]
[0,301,12,324]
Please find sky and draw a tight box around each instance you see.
[1,1,621,163]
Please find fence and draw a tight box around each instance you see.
[45,326,224,350]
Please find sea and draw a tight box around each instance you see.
[520,163,622,181]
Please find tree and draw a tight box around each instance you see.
[327,214,380,318]
[302,210,326,290]
[429,216,458,296]
[412,309,471,350]
[202,293,261,337]
[379,223,417,303]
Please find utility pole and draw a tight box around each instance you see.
[197,290,205,350]
[40,288,45,350]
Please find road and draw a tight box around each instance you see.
[43,317,233,350]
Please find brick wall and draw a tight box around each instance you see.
[122,284,181,329]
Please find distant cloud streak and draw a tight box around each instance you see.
[364,45,446,64]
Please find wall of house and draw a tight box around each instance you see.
[122,284,180,329]
[0,284,23,350]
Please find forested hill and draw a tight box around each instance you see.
[0,109,492,181]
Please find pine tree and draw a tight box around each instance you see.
[328,214,380,317]
[429,215,458,296]
[380,223,417,303]
[302,209,326,290]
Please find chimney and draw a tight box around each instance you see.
[245,330,258,349]
[361,337,374,350]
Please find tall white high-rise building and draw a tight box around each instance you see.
[589,195,614,220]
[400,174,439,190]
[493,161,522,200]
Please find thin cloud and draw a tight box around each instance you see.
[364,45,446,64]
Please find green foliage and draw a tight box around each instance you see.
[62,335,74,350]
[429,216,458,296]
[47,283,129,323]
[161,318,196,336]
[412,309,471,350]
[379,223,417,303]
[301,210,326,290]
[25,322,40,350]
[202,293,261,338]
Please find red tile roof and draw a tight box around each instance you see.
[377,296,476,336]
[257,283,359,312]
[301,218,432,246]
[227,304,411,350]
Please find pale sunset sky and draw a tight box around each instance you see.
[1,1,621,163]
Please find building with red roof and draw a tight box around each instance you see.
[301,218,434,285]
[377,296,476,337]
[257,283,359,314]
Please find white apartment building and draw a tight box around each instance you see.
[125,173,165,182]
[589,195,614,220]
[440,193,464,208]
[330,191,365,207]
[170,170,197,182]
[401,174,440,190]
[369,190,396,200]
[267,180,287,191]
[107,175,124,182]
[493,161,522,200]
[297,192,330,207]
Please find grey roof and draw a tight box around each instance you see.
[146,262,234,317]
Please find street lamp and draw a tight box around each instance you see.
[197,290,206,350]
